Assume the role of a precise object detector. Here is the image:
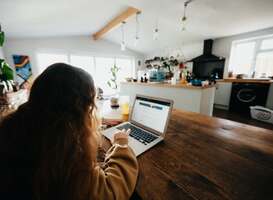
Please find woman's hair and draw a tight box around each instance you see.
[0,63,100,199]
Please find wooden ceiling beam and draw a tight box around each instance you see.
[92,7,141,40]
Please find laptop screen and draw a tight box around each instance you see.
[131,96,172,134]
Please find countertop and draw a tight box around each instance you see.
[121,81,215,89]
[102,109,273,200]
[217,78,273,84]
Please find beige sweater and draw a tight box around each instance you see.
[74,145,138,200]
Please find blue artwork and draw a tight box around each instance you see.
[12,55,32,85]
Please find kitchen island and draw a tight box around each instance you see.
[120,82,216,116]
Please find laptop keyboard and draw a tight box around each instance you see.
[117,123,158,145]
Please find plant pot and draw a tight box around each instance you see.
[165,71,174,80]
[110,97,119,109]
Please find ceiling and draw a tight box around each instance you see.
[1,0,273,55]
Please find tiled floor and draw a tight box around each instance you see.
[213,108,273,131]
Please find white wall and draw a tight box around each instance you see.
[3,36,145,77]
[0,47,4,59]
[146,41,203,62]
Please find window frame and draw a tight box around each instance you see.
[36,51,136,94]
[36,52,70,74]
[229,34,273,77]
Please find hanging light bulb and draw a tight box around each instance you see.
[121,41,126,51]
[153,28,159,40]
[182,0,193,31]
[120,21,126,51]
[153,19,159,40]
[134,36,139,47]
[181,15,187,31]
[134,12,141,46]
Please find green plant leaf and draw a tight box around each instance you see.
[107,64,120,89]
[1,60,14,80]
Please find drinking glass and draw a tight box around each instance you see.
[119,96,130,121]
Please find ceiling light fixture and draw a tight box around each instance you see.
[120,21,126,51]
[153,19,159,41]
[182,0,194,31]
[134,11,141,47]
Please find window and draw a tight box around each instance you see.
[255,52,273,78]
[37,52,135,95]
[261,38,273,50]
[229,35,273,77]
[116,58,135,83]
[70,55,95,81]
[95,57,115,95]
[229,42,255,75]
[37,53,69,74]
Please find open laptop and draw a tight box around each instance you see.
[103,95,173,156]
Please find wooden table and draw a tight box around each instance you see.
[102,108,273,200]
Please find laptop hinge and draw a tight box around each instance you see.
[129,121,161,137]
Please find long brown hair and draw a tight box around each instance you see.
[0,63,100,200]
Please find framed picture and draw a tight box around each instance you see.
[12,55,32,86]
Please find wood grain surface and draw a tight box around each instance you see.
[103,109,273,200]
[121,81,215,90]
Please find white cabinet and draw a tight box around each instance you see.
[120,82,216,116]
[214,82,232,110]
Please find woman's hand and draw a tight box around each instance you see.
[113,129,130,146]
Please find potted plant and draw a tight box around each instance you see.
[0,24,15,95]
[0,59,14,81]
[0,25,15,97]
[107,64,120,108]
[107,64,119,90]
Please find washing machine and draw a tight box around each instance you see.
[229,83,269,115]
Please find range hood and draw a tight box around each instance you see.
[191,39,224,62]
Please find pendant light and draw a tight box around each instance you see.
[182,0,194,31]
[120,21,126,51]
[134,11,141,47]
[153,19,159,41]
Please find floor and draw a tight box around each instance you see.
[213,108,273,131]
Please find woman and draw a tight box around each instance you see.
[0,63,138,200]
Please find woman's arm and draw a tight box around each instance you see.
[92,144,138,200]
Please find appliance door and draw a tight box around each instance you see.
[236,88,257,103]
[229,83,269,114]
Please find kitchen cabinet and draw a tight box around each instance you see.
[120,82,216,116]
[214,82,232,110]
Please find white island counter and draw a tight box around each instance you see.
[120,82,216,116]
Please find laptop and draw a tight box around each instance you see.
[103,95,173,156]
